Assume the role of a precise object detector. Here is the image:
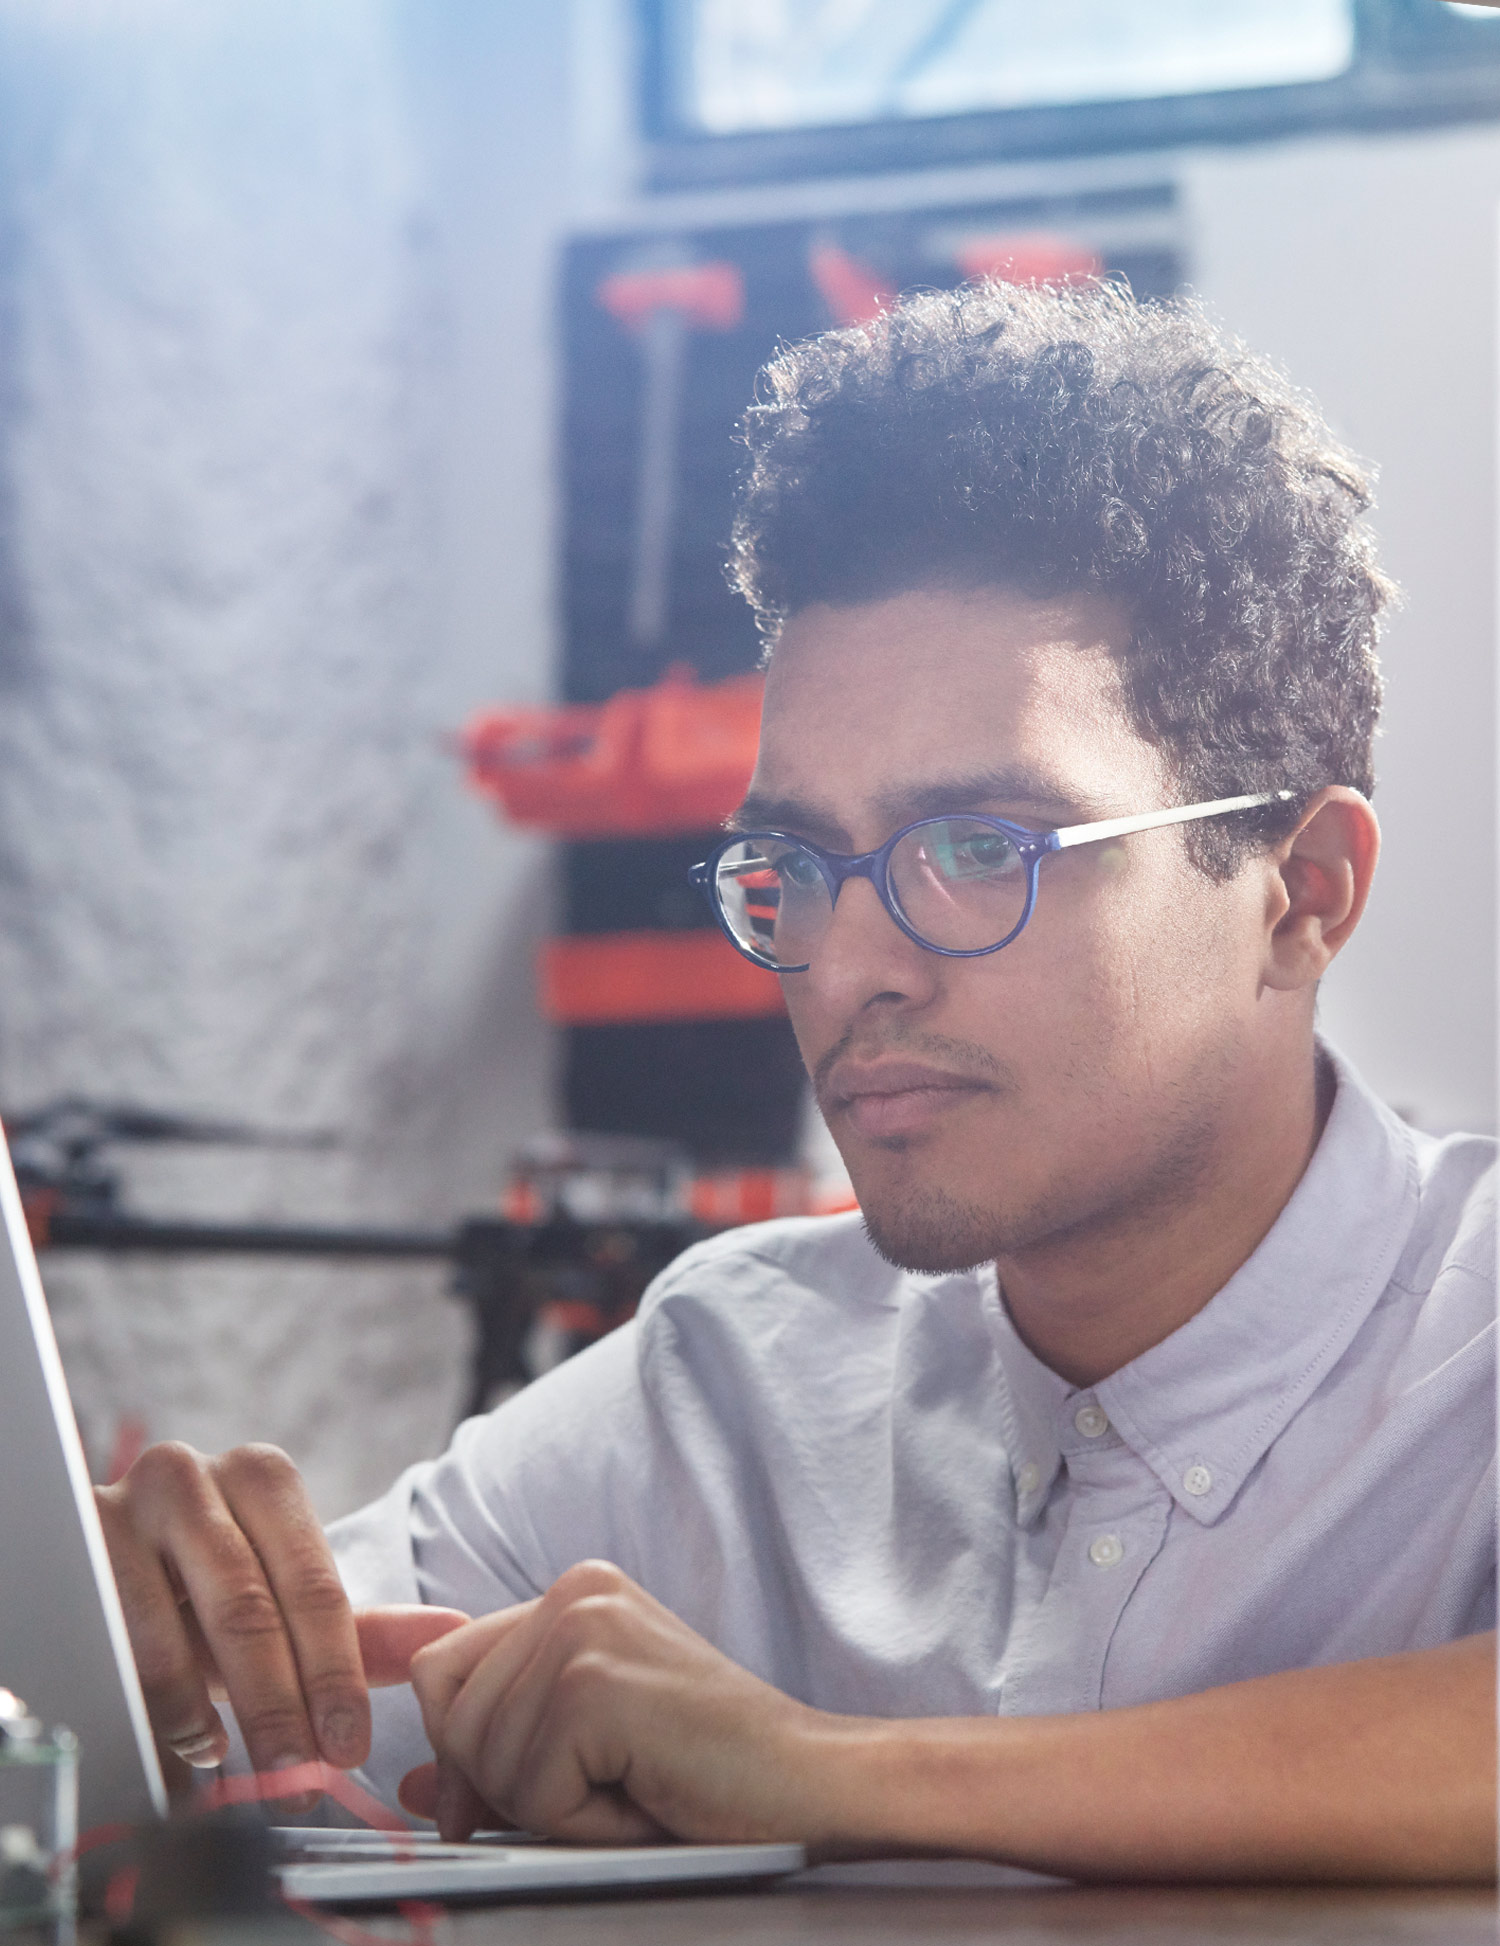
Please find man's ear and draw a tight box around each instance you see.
[1261,787,1380,993]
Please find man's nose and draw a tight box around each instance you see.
[803,872,937,1013]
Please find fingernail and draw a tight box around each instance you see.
[319,1709,361,1765]
[170,1730,224,1769]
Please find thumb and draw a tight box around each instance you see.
[398,1758,493,1841]
[356,1605,470,1687]
[397,1761,439,1820]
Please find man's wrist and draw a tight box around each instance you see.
[785,1712,976,1860]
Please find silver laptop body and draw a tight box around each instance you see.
[0,1127,166,1835]
[0,1123,803,1901]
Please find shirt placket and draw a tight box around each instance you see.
[999,1390,1171,1718]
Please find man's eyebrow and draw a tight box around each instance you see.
[726,793,852,846]
[728,768,1103,844]
[873,769,1098,828]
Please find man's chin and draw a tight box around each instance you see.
[858,1186,1010,1276]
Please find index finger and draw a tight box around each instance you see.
[357,1606,471,1687]
[409,1601,540,1749]
[211,1447,369,1771]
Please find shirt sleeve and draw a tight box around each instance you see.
[323,1315,657,1806]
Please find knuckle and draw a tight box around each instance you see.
[130,1440,209,1498]
[279,1564,350,1621]
[213,1442,297,1494]
[573,1593,626,1628]
[410,1645,463,1723]
[551,1605,594,1656]
[552,1560,626,1603]
[239,1701,312,1752]
[554,1648,613,1704]
[209,1581,286,1644]
[554,1593,628,1654]
[300,1669,362,1716]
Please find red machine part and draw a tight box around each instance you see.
[596,260,746,334]
[808,242,895,326]
[460,665,764,839]
[539,930,784,1025]
[954,232,1103,285]
[685,1168,856,1225]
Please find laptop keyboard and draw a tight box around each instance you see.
[271,1827,528,1865]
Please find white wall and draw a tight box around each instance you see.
[0,0,573,1516]
[1184,126,1499,1134]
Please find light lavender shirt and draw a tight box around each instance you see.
[330,1047,1496,1804]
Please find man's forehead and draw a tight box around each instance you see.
[747,587,1164,841]
[731,764,1099,847]
[763,587,1137,727]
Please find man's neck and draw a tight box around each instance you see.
[995,1047,1336,1389]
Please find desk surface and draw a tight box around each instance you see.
[421,1867,1497,1945]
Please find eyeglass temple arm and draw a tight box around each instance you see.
[1047,790,1294,852]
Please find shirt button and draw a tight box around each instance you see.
[1016,1461,1041,1495]
[1074,1404,1109,1438]
[1088,1533,1125,1569]
[1183,1464,1213,1496]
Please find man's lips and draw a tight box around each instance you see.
[825,1062,993,1140]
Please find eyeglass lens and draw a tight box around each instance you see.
[713,819,1030,966]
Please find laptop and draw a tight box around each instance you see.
[0,1124,804,1903]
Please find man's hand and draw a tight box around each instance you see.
[402,1559,1496,1882]
[97,1441,467,1788]
[402,1560,832,1846]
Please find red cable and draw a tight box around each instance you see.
[65,1761,446,1946]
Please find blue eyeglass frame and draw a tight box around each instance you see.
[689,790,1291,972]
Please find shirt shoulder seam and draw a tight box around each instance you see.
[1385,1256,1496,1300]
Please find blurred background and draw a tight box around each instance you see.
[0,0,1493,1518]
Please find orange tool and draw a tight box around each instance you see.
[538,929,786,1026]
[953,232,1102,286]
[807,241,895,327]
[460,666,763,839]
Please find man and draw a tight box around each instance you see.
[98,281,1496,1879]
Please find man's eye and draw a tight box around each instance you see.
[931,831,1017,878]
[777,851,823,890]
[958,834,1013,869]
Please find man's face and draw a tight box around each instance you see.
[742,586,1277,1273]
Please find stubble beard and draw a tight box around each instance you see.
[843,1085,1223,1279]
[811,1019,1225,1279]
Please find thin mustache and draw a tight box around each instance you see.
[812,1029,1012,1105]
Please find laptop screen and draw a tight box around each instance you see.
[0,1122,165,1833]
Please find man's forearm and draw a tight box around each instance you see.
[803,1633,1497,1881]
[405,1568,1495,1880]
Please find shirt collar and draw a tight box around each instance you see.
[987,1045,1421,1529]
[984,1285,1069,1524]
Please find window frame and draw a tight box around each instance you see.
[638,0,1500,192]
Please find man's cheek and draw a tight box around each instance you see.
[781,987,835,1077]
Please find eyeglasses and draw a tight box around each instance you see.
[690,791,1292,971]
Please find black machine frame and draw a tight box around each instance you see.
[9,1102,703,1423]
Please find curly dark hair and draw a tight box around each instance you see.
[728,279,1391,876]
